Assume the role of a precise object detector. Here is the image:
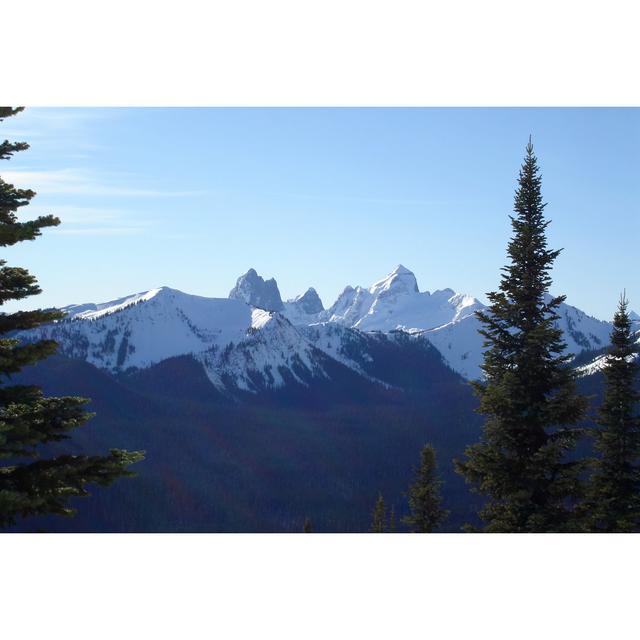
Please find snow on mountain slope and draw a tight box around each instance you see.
[290,288,324,314]
[300,322,377,378]
[306,265,486,377]
[324,265,484,332]
[419,315,485,380]
[26,287,253,373]
[310,266,614,379]
[18,266,620,389]
[283,287,325,326]
[61,290,160,319]
[411,297,614,380]
[323,285,374,326]
[18,287,384,394]
[553,296,612,355]
[575,317,640,378]
[576,342,640,377]
[199,310,331,392]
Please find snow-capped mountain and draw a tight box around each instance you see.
[23,284,431,395]
[403,297,612,380]
[321,265,483,332]
[25,287,334,393]
[17,265,619,392]
[295,265,611,379]
[283,288,325,325]
[201,309,331,392]
[42,287,253,371]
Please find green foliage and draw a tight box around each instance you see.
[0,449,143,527]
[370,493,386,533]
[403,444,448,532]
[0,107,143,528]
[455,139,588,532]
[388,505,396,532]
[584,295,640,532]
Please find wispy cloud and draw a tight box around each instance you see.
[42,205,128,224]
[2,168,205,198]
[52,226,148,237]
[0,108,114,151]
[23,205,153,238]
[1,109,177,238]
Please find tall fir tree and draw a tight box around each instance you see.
[370,493,386,533]
[388,505,396,533]
[403,444,448,533]
[0,107,144,528]
[455,138,588,532]
[585,294,640,532]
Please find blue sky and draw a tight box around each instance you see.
[3,107,638,320]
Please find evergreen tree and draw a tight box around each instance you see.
[303,517,313,533]
[388,505,396,533]
[370,493,386,533]
[585,294,640,532]
[0,107,144,528]
[455,138,587,532]
[403,444,448,532]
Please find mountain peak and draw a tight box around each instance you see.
[229,268,284,312]
[369,265,419,296]
[290,287,324,314]
[391,264,413,276]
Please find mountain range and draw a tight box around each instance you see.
[21,264,619,392]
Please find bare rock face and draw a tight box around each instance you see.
[290,287,324,315]
[229,268,284,312]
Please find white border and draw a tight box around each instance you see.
[3,0,640,105]
[2,533,638,639]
